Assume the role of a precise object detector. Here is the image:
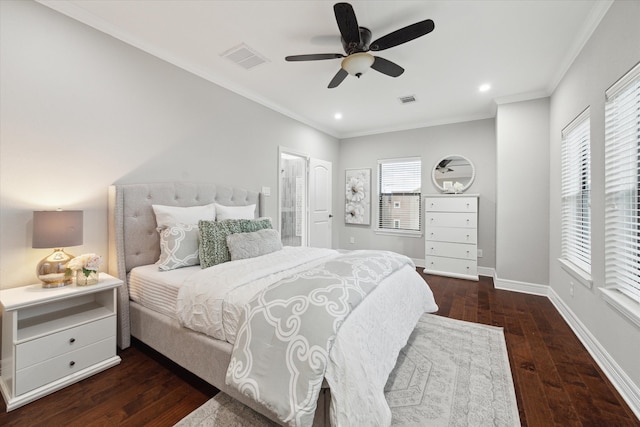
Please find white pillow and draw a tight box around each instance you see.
[152,203,216,228]
[215,203,256,220]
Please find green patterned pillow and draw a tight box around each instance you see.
[199,217,272,268]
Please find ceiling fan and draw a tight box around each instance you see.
[436,159,453,173]
[285,2,435,88]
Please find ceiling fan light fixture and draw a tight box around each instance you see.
[341,52,374,77]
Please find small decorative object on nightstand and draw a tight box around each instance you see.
[67,253,102,286]
[0,274,122,411]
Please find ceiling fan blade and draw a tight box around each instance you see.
[328,68,349,88]
[334,2,360,47]
[285,53,345,62]
[370,19,435,51]
[371,56,404,77]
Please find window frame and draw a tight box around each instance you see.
[559,107,592,288]
[602,61,640,328]
[376,157,422,237]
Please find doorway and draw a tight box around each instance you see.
[279,150,333,248]
[279,151,307,246]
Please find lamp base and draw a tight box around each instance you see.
[37,249,74,288]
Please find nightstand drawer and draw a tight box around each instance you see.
[426,241,477,260]
[16,315,115,370]
[425,212,477,228]
[426,227,477,244]
[15,336,116,396]
[425,197,477,213]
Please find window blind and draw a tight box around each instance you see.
[378,158,422,232]
[561,108,591,274]
[604,61,640,303]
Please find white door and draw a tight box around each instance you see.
[309,158,332,248]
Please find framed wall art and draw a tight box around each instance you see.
[345,168,371,225]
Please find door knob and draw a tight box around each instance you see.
[329,214,333,218]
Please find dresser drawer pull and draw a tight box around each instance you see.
[69,361,75,367]
[69,338,76,344]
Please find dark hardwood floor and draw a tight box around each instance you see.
[1,273,638,426]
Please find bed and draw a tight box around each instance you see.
[108,182,438,426]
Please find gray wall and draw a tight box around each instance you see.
[337,119,497,269]
[0,0,339,288]
[495,97,550,285]
[549,0,640,389]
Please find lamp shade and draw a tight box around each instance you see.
[341,52,375,77]
[33,210,83,248]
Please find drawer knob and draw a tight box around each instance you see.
[69,338,76,344]
[69,361,76,367]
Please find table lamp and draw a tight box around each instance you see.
[32,210,83,287]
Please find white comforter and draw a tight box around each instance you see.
[176,247,439,426]
[176,246,339,343]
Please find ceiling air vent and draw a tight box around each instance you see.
[399,95,417,104]
[221,43,269,70]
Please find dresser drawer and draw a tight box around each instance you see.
[15,336,116,396]
[426,227,477,244]
[426,212,477,228]
[16,315,115,370]
[425,256,477,278]
[426,241,477,260]
[425,197,477,213]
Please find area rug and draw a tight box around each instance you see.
[174,314,520,426]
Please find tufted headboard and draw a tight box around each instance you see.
[108,182,261,348]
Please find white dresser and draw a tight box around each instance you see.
[0,274,122,411]
[424,194,479,281]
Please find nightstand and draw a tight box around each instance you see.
[0,274,122,411]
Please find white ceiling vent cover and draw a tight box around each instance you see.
[221,43,269,70]
[399,95,417,104]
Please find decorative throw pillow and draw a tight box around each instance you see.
[215,203,256,220]
[152,203,216,228]
[199,217,272,268]
[227,228,283,261]
[156,224,200,271]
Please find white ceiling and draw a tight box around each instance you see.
[38,0,612,139]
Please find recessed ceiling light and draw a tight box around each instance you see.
[479,83,491,92]
[334,112,343,120]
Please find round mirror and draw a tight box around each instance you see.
[432,155,475,193]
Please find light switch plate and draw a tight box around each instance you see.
[261,186,271,196]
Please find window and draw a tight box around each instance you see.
[378,157,421,234]
[604,62,640,307]
[560,108,591,279]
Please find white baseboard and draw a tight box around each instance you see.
[494,272,640,420]
[493,272,548,296]
[478,266,495,278]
